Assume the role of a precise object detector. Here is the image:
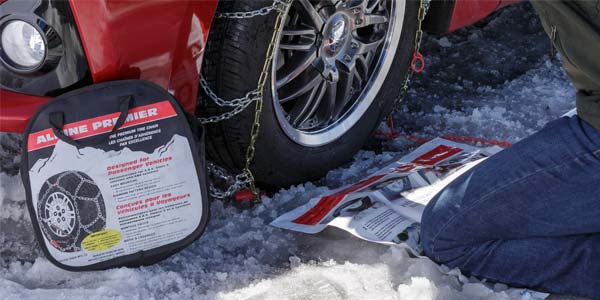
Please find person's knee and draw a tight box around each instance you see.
[421,200,439,260]
[421,190,459,263]
[422,199,477,269]
[421,171,480,263]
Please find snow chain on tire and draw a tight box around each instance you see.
[200,0,428,202]
[199,0,292,202]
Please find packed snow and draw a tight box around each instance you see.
[0,3,579,300]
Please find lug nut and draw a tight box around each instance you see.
[344,55,352,62]
[351,42,358,49]
[355,19,363,25]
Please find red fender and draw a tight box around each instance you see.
[68,0,218,113]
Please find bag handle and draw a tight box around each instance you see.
[49,95,133,147]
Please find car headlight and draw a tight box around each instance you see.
[1,20,46,70]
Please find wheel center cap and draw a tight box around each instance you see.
[323,14,348,55]
[329,20,345,51]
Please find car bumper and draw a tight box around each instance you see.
[0,89,50,133]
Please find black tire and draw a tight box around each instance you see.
[200,0,418,187]
[37,171,106,252]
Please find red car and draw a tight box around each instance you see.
[0,0,514,187]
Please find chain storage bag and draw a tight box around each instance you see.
[21,80,210,271]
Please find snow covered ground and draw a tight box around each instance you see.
[0,3,578,300]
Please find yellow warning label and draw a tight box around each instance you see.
[82,229,122,252]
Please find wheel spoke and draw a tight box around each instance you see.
[353,36,384,55]
[276,49,317,88]
[56,194,64,207]
[297,0,325,29]
[355,54,370,80]
[336,55,356,74]
[315,81,337,123]
[360,14,388,27]
[355,54,367,69]
[291,80,327,127]
[279,39,315,51]
[333,70,355,118]
[279,75,323,103]
[364,50,375,66]
[282,26,317,37]
[366,0,385,13]
[352,67,363,85]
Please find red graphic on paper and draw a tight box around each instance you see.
[27,101,176,152]
[292,174,385,226]
[411,145,462,166]
[392,164,416,173]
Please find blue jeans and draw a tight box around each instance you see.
[421,116,600,299]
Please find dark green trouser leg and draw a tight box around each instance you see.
[531,0,600,131]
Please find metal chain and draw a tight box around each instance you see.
[197,61,261,124]
[202,0,292,201]
[200,78,261,108]
[197,81,260,123]
[198,0,291,125]
[213,0,290,19]
[242,0,291,202]
[392,0,428,109]
[204,0,426,202]
[414,0,428,57]
[207,161,254,199]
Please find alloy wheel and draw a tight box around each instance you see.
[44,191,77,237]
[272,0,405,146]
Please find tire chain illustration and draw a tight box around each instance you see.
[37,171,106,252]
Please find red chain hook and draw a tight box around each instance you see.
[410,51,425,73]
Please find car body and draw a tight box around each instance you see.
[0,0,516,133]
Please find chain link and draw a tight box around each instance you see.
[213,0,290,19]
[200,78,261,108]
[198,72,261,124]
[392,0,428,109]
[207,161,254,199]
[202,0,292,201]
[197,82,261,123]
